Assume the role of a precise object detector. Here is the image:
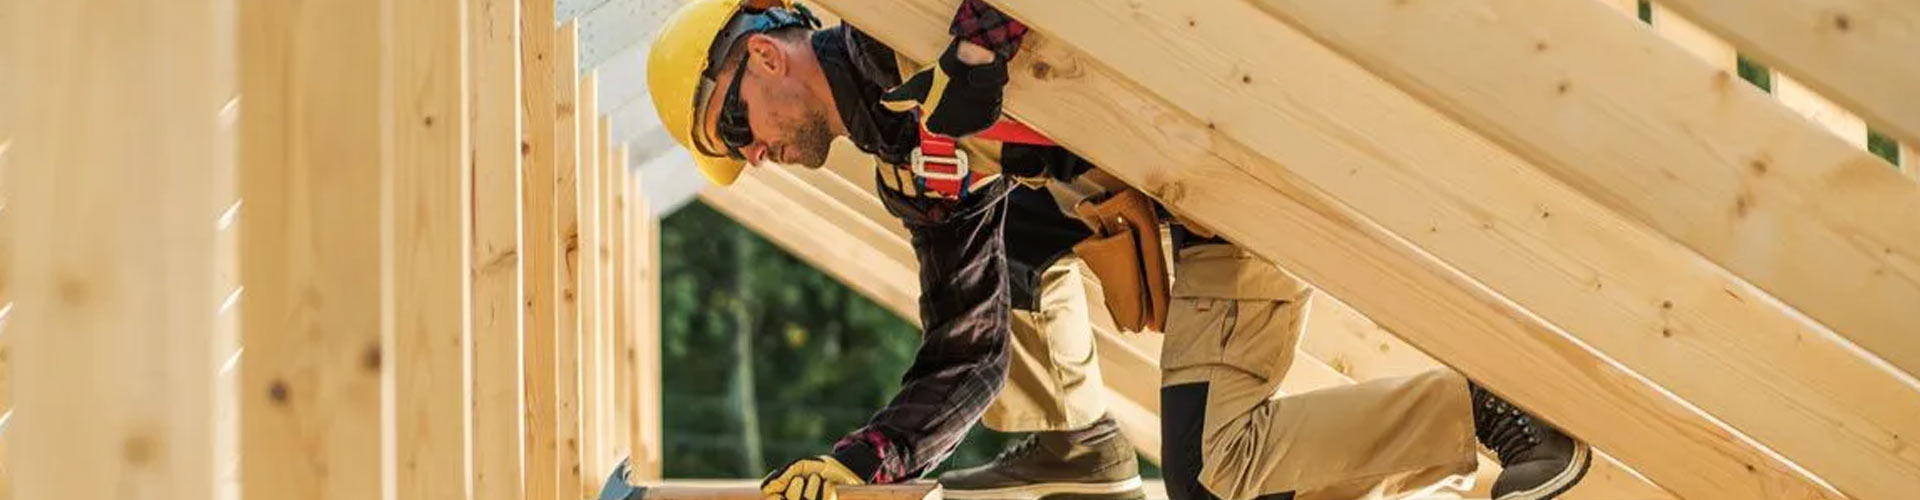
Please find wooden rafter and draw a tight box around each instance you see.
[808,1,1835,498]
[1655,0,1920,148]
[554,21,589,500]
[1250,0,1920,386]
[519,0,563,497]
[471,0,526,497]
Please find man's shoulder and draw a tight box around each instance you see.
[837,25,905,88]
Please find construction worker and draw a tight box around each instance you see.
[643,1,1593,500]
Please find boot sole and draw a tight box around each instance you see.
[942,477,1145,500]
[1496,441,1592,500]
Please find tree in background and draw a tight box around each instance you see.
[659,201,1019,478]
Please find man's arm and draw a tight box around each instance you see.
[829,178,1016,483]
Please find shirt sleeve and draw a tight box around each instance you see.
[949,0,1029,60]
[830,178,1016,483]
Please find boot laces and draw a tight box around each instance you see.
[1475,390,1542,462]
[993,434,1042,463]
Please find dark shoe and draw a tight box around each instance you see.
[939,416,1144,500]
[1472,384,1591,500]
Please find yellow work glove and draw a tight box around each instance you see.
[761,456,866,500]
[880,40,1010,138]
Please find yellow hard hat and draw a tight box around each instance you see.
[647,0,813,186]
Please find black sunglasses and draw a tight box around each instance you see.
[714,48,755,160]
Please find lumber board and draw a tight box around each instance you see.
[392,0,474,495]
[520,0,562,497]
[636,209,664,480]
[1251,0,1920,386]
[0,133,9,500]
[239,0,386,497]
[1655,0,1920,149]
[599,116,620,475]
[819,1,1838,499]
[471,0,526,496]
[10,1,219,498]
[1649,4,1734,68]
[555,20,589,500]
[1648,5,1871,151]
[580,71,606,495]
[613,144,635,477]
[1774,74,1869,148]
[1239,2,1919,496]
[631,483,940,500]
[985,0,1872,497]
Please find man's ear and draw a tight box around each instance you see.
[744,34,788,76]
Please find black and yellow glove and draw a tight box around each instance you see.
[880,40,1011,138]
[761,456,866,500]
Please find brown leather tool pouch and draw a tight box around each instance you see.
[1071,188,1171,332]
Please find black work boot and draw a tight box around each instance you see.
[1472,384,1592,500]
[939,415,1145,500]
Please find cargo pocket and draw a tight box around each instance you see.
[1161,245,1311,383]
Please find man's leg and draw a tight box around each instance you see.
[1158,243,1589,500]
[941,258,1143,500]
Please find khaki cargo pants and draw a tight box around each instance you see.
[984,256,1109,432]
[1162,244,1478,500]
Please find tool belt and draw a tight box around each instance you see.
[1072,188,1171,333]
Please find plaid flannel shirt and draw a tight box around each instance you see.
[950,0,1029,60]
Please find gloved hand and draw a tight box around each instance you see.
[761,456,866,500]
[881,39,1010,138]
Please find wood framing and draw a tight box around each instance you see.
[519,0,562,497]
[1646,6,1872,150]
[10,2,219,498]
[815,2,1838,498]
[1249,0,1920,385]
[554,21,588,500]
[599,115,620,475]
[636,205,664,480]
[580,71,606,494]
[471,0,524,497]
[240,0,386,497]
[391,0,473,495]
[1655,0,1920,148]
[612,144,635,477]
[1000,0,1917,498]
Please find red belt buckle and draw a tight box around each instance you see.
[909,146,970,198]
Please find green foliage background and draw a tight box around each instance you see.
[659,201,1022,478]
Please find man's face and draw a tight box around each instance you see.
[698,34,836,169]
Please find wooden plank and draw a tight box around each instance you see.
[633,483,940,500]
[599,115,620,476]
[1649,4,1735,68]
[989,1,1871,498]
[10,1,218,499]
[1251,0,1920,386]
[612,144,634,478]
[554,20,588,500]
[471,0,524,497]
[519,0,561,497]
[636,208,664,481]
[578,70,605,498]
[1773,74,1869,148]
[1655,0,1920,148]
[391,0,472,496]
[818,2,1838,499]
[239,0,386,497]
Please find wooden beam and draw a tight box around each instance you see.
[1647,5,1871,151]
[631,483,939,500]
[1654,0,1920,148]
[612,144,635,479]
[519,0,561,497]
[471,0,524,496]
[391,0,472,496]
[1773,74,1869,148]
[579,71,606,494]
[11,1,218,498]
[1649,4,1734,68]
[818,2,1837,499]
[599,115,620,475]
[554,20,588,500]
[636,205,664,481]
[1252,0,1920,383]
[240,0,385,497]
